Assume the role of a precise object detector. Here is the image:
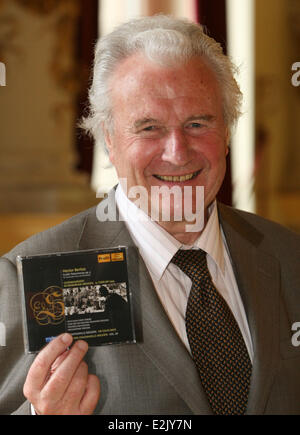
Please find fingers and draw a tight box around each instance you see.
[41,340,89,404]
[24,333,73,399]
[80,374,101,415]
[23,334,100,415]
[60,361,89,412]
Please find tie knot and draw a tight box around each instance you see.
[172,249,207,281]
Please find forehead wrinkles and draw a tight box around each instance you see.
[164,84,179,99]
[110,56,197,100]
[114,76,217,111]
[109,54,223,124]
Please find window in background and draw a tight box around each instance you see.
[226,0,256,213]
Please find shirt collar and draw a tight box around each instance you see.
[193,201,225,274]
[115,184,225,281]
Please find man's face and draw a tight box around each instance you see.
[105,53,229,227]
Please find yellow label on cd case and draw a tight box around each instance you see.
[111,252,124,262]
[98,254,111,263]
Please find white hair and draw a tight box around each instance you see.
[81,14,242,147]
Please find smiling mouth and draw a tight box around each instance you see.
[154,170,201,182]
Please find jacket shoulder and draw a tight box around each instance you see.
[3,206,97,264]
[218,202,300,277]
[218,203,300,246]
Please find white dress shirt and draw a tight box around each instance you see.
[115,185,254,362]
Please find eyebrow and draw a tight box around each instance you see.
[133,118,160,130]
[133,114,216,131]
[185,114,215,122]
[134,114,215,128]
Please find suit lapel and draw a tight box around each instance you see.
[77,199,211,414]
[218,204,281,414]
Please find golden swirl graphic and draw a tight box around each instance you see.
[30,286,65,326]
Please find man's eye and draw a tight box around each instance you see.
[187,122,203,128]
[143,126,157,131]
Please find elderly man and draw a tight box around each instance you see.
[0,15,299,415]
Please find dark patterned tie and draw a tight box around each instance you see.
[172,249,252,415]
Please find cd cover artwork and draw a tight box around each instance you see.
[17,247,136,353]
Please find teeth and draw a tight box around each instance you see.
[155,172,198,182]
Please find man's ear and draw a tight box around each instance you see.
[103,125,115,163]
[225,127,230,156]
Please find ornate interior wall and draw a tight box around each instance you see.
[0,0,96,216]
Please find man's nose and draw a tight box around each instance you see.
[161,128,191,166]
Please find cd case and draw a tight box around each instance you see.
[17,247,136,353]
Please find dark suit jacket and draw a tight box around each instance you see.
[0,195,299,415]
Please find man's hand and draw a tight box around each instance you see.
[23,333,100,415]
